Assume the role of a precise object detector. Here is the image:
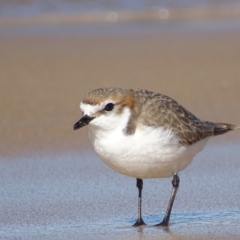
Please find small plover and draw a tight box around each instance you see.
[73,87,239,227]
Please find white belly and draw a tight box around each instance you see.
[88,125,208,179]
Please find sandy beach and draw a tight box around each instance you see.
[0,16,240,239]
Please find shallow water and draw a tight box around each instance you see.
[1,138,240,239]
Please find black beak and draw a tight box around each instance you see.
[73,115,95,130]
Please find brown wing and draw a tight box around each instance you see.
[135,90,217,146]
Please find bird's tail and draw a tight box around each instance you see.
[210,122,240,136]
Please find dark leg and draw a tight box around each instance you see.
[133,178,146,226]
[156,174,180,227]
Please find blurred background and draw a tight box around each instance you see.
[0,1,240,239]
[0,0,240,157]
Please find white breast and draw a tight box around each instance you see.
[88,123,208,179]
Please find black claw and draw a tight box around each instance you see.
[155,219,169,227]
[133,218,146,227]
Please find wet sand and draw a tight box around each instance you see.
[0,22,240,239]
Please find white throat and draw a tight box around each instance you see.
[88,106,131,137]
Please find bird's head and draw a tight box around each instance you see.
[73,88,136,133]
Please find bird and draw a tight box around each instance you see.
[73,87,239,227]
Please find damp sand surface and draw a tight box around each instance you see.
[1,22,240,239]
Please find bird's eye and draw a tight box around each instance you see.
[104,103,114,111]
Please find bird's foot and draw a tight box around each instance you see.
[155,219,169,227]
[133,218,146,227]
